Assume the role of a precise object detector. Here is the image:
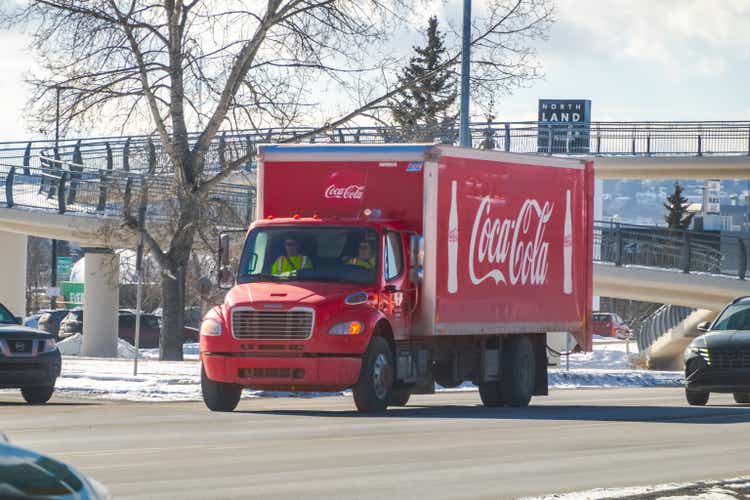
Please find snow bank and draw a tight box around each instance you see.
[56,334,145,360]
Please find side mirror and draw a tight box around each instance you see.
[697,321,711,333]
[409,234,424,284]
[14,316,22,325]
[218,233,234,289]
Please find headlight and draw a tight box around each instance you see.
[43,339,57,352]
[328,321,364,336]
[200,318,223,336]
[688,345,710,363]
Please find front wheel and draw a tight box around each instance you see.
[21,386,54,404]
[733,392,750,404]
[686,388,709,406]
[389,386,411,407]
[201,365,242,412]
[353,337,394,413]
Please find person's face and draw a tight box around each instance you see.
[285,240,300,255]
[358,242,371,259]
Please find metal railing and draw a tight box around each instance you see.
[1,121,750,177]
[593,220,749,279]
[0,161,255,228]
[638,304,695,353]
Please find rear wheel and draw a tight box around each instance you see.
[733,392,750,404]
[478,381,505,407]
[21,386,54,404]
[502,336,535,407]
[388,386,411,407]
[685,388,709,406]
[353,337,393,413]
[201,365,242,412]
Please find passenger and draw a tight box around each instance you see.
[345,240,376,269]
[271,237,312,276]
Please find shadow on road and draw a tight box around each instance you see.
[240,404,750,424]
[0,400,100,407]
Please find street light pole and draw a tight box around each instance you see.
[50,85,61,309]
[458,0,472,148]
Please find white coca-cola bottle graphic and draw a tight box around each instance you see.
[563,189,573,295]
[447,180,459,294]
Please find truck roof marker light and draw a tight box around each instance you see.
[312,213,320,219]
[266,214,274,220]
[293,213,300,219]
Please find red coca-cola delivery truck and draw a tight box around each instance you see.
[200,144,594,413]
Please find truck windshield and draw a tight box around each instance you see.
[238,226,380,285]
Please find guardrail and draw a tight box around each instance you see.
[1,121,749,176]
[593,220,749,279]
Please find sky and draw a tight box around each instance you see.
[0,0,748,141]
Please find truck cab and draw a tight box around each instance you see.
[201,217,421,412]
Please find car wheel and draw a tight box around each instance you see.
[685,388,709,406]
[21,386,54,404]
[201,365,242,412]
[388,386,412,407]
[502,335,535,407]
[733,392,750,404]
[352,336,393,413]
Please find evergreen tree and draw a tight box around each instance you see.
[390,17,458,142]
[664,183,695,229]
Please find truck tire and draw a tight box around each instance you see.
[201,365,242,412]
[353,337,394,413]
[686,388,709,406]
[733,392,750,404]
[389,386,411,407]
[502,336,535,407]
[21,386,54,404]
[478,381,505,407]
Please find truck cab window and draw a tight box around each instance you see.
[385,232,403,281]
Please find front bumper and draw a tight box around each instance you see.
[202,353,362,392]
[0,351,61,389]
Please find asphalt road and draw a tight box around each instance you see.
[2,388,750,499]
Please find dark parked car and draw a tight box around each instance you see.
[59,309,199,348]
[0,302,61,404]
[685,296,750,406]
[0,435,109,499]
[37,308,71,338]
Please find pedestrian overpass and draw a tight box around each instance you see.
[1,120,749,361]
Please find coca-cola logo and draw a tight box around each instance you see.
[469,196,553,287]
[324,184,365,200]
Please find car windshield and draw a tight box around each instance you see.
[712,304,750,331]
[0,304,17,324]
[238,226,379,285]
[592,314,610,321]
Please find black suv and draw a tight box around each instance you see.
[685,296,750,406]
[0,303,61,404]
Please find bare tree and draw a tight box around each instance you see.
[2,0,553,360]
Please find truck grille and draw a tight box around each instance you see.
[710,349,750,370]
[231,308,314,340]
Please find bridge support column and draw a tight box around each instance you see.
[81,248,119,357]
[0,231,27,315]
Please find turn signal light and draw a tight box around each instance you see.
[329,321,364,336]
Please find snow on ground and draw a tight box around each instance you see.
[524,476,750,500]
[1,337,683,402]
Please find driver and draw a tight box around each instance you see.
[271,237,312,276]
[345,240,376,269]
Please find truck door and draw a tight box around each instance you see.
[381,231,413,340]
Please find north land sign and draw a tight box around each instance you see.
[537,99,591,153]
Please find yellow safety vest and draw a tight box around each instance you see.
[272,255,312,275]
[346,257,375,269]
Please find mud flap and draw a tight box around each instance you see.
[533,333,549,396]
